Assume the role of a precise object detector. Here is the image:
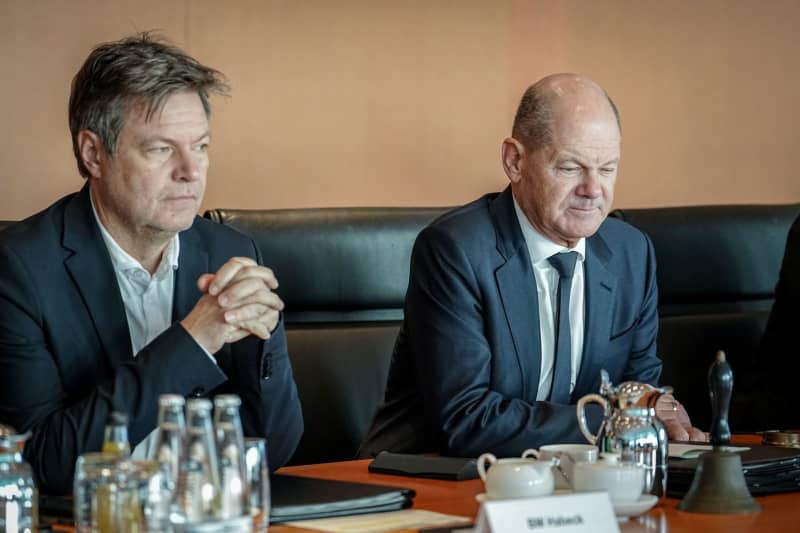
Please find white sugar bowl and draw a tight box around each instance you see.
[571,452,644,503]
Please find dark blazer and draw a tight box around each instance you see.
[757,213,800,429]
[0,186,303,494]
[359,187,662,458]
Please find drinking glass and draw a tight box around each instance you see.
[75,455,173,533]
[125,460,172,533]
[0,427,37,533]
[73,452,120,533]
[244,438,270,532]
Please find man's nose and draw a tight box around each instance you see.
[174,149,202,181]
[577,170,602,198]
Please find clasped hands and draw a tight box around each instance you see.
[655,393,708,442]
[181,257,284,354]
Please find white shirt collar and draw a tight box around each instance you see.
[511,192,586,265]
[89,191,180,280]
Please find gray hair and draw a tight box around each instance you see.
[69,32,229,178]
[511,83,621,150]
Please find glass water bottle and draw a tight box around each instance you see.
[213,394,248,519]
[173,398,220,524]
[101,411,131,457]
[150,394,186,489]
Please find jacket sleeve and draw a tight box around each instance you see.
[403,227,604,458]
[754,214,800,429]
[211,238,304,470]
[0,241,227,494]
[213,319,303,470]
[0,232,303,493]
[621,232,662,386]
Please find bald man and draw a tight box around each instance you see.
[360,73,703,459]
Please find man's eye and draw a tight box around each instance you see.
[600,167,617,175]
[195,143,209,152]
[148,146,172,155]
[559,166,579,173]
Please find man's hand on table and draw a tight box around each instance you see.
[656,394,708,442]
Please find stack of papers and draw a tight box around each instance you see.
[668,443,749,459]
[668,444,800,497]
[284,509,471,533]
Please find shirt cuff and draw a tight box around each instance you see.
[187,332,218,365]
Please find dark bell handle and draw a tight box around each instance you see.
[708,350,732,445]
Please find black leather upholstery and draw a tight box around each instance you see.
[611,204,800,430]
[205,208,447,323]
[204,207,449,464]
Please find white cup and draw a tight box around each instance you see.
[524,444,598,489]
[571,453,645,503]
[477,451,555,500]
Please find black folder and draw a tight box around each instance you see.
[368,451,479,481]
[41,474,415,526]
[269,474,415,523]
[668,444,800,497]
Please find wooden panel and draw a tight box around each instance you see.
[1,1,799,219]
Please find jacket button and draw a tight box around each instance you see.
[188,387,205,398]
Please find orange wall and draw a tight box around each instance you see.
[1,0,799,220]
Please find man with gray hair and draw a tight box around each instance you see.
[0,33,303,494]
[361,73,703,459]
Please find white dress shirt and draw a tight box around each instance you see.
[512,195,586,401]
[91,197,179,459]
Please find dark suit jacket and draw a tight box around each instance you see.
[0,186,303,494]
[757,213,800,429]
[359,187,662,458]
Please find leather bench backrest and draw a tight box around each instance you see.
[611,204,800,316]
[204,207,449,463]
[205,208,448,323]
[611,204,800,430]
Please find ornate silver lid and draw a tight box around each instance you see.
[599,369,673,409]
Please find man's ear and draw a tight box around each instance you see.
[501,137,526,184]
[77,130,106,178]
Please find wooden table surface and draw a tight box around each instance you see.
[271,436,800,533]
[51,436,799,532]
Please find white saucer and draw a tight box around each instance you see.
[612,494,658,518]
[475,492,658,519]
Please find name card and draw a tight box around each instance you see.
[474,492,619,533]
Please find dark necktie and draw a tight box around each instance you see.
[547,251,578,404]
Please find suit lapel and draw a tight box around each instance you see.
[173,223,208,322]
[491,188,541,403]
[573,232,616,399]
[62,185,133,368]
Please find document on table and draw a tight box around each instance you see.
[283,509,472,533]
[669,443,750,459]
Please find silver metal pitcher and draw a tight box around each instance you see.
[576,370,670,501]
